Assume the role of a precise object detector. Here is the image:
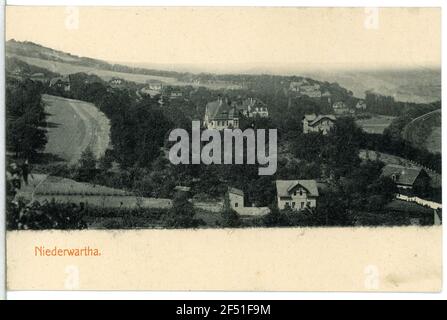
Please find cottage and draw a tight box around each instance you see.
[237,98,269,118]
[332,101,350,114]
[381,164,431,195]
[276,180,319,210]
[170,91,183,99]
[228,187,244,209]
[146,80,163,91]
[289,79,321,98]
[355,100,367,110]
[203,97,240,130]
[109,78,124,88]
[302,114,336,135]
[49,76,70,92]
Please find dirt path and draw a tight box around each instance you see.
[42,94,111,164]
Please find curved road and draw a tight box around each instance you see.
[42,94,111,164]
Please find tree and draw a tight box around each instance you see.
[6,79,47,159]
[165,192,199,228]
[221,193,241,227]
[76,147,98,181]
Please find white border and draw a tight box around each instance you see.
[1,0,445,300]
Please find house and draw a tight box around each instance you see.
[170,91,183,99]
[355,100,367,110]
[227,187,270,216]
[237,98,269,118]
[109,78,125,88]
[381,164,431,195]
[289,79,322,98]
[332,101,350,114]
[302,114,336,135]
[146,80,163,91]
[289,79,308,92]
[276,180,319,210]
[203,97,240,130]
[228,187,244,210]
[49,76,70,92]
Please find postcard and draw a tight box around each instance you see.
[3,6,442,292]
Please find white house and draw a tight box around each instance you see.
[228,187,244,209]
[302,114,336,135]
[276,180,319,210]
[332,101,350,114]
[355,100,367,110]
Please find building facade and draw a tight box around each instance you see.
[276,180,319,210]
[203,97,240,130]
[302,114,336,135]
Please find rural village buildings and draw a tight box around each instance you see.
[356,100,367,110]
[203,97,269,130]
[276,180,319,210]
[332,101,351,115]
[203,97,240,130]
[49,76,70,92]
[381,164,431,195]
[289,79,322,98]
[236,98,269,118]
[302,114,336,135]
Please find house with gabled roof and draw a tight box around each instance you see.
[276,180,319,210]
[236,98,269,118]
[302,114,336,135]
[381,164,430,195]
[203,96,239,130]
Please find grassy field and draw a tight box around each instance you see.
[42,94,110,164]
[426,127,441,154]
[402,109,441,154]
[355,115,396,134]
[11,54,232,89]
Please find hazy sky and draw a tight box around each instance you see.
[6,7,441,70]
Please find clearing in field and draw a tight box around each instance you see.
[42,94,110,164]
[356,115,396,134]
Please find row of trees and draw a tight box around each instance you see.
[6,78,48,160]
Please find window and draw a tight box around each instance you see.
[292,202,295,208]
[307,201,311,207]
[300,189,303,196]
[235,203,238,207]
[285,202,289,206]
[301,202,304,209]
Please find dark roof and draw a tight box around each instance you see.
[228,187,244,196]
[205,99,238,120]
[303,114,336,126]
[276,180,319,198]
[381,164,425,186]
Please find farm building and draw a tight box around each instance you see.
[302,114,336,135]
[276,180,319,210]
[228,187,244,209]
[381,164,431,196]
[49,76,70,92]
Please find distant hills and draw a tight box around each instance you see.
[6,39,441,103]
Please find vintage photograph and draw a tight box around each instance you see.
[4,7,441,232]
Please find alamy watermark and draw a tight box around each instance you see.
[168,121,277,175]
